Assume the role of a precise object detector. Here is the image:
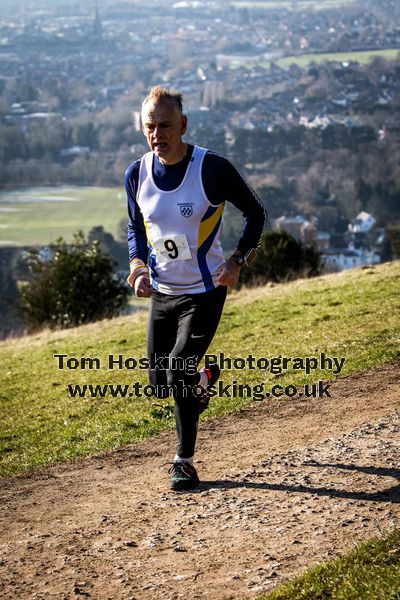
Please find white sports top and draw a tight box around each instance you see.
[136,145,225,295]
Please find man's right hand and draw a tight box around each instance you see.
[127,272,153,298]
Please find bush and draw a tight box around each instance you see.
[19,231,129,330]
[387,225,400,259]
[240,230,322,286]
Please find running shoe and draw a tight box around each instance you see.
[197,364,220,413]
[169,461,200,491]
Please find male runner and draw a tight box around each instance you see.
[125,86,266,490]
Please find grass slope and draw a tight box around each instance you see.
[0,187,125,246]
[261,528,400,599]
[0,261,399,478]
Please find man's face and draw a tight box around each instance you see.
[141,99,187,165]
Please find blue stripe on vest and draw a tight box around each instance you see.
[197,216,223,292]
[200,204,219,222]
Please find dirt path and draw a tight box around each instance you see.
[0,362,399,599]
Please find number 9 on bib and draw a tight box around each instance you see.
[153,234,192,263]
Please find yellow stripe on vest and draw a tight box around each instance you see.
[144,220,153,248]
[198,203,224,248]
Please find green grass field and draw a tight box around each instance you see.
[227,47,400,70]
[275,48,400,68]
[0,186,125,246]
[0,260,399,479]
[261,529,400,600]
[232,0,356,9]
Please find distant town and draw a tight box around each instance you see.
[1,0,400,335]
[1,0,399,124]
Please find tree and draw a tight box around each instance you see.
[386,225,400,260]
[88,225,127,269]
[72,119,98,149]
[240,230,322,286]
[0,249,25,338]
[19,232,129,331]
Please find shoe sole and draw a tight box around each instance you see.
[171,479,199,491]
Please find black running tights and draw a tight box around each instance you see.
[147,285,227,458]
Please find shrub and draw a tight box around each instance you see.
[240,230,322,286]
[19,231,129,330]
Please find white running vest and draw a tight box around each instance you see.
[136,145,225,295]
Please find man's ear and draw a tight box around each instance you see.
[181,114,187,135]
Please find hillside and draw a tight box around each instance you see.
[0,262,399,598]
[1,260,399,478]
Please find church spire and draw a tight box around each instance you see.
[93,0,102,39]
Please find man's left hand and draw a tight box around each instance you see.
[215,257,241,287]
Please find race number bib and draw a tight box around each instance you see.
[153,234,192,262]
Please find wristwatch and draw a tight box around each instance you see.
[232,250,245,266]
[232,248,257,267]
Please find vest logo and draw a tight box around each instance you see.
[178,203,193,218]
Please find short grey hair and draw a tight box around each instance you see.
[142,85,183,113]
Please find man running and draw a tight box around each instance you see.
[125,86,267,490]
